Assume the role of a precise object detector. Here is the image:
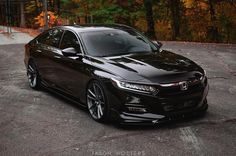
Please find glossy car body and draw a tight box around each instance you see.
[24,24,208,124]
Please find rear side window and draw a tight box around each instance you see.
[37,29,64,48]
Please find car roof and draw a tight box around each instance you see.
[55,24,135,33]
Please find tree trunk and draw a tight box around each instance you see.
[53,0,60,14]
[20,2,25,27]
[209,0,216,22]
[48,0,53,11]
[57,0,60,14]
[208,0,219,42]
[169,0,181,40]
[35,0,40,14]
[144,0,156,39]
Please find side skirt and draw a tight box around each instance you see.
[40,79,87,108]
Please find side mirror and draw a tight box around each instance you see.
[62,47,78,57]
[152,41,163,48]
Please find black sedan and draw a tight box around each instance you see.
[24,24,209,124]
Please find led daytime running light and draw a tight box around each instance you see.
[112,78,158,94]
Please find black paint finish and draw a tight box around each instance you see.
[24,24,208,124]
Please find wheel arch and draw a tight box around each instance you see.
[27,57,42,79]
[85,77,111,122]
[28,57,35,65]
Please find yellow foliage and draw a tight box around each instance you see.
[34,11,58,28]
[183,0,208,9]
[183,0,194,8]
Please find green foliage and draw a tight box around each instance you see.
[92,4,123,23]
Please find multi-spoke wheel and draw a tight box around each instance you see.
[27,61,40,89]
[87,81,109,122]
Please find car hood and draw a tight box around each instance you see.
[92,50,204,84]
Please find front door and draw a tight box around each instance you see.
[52,30,89,101]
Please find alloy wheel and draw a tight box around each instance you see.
[87,82,106,120]
[27,63,38,88]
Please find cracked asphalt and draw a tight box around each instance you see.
[0,42,236,156]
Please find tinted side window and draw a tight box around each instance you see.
[60,31,80,50]
[38,29,63,48]
[37,32,49,43]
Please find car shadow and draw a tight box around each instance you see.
[37,85,209,131]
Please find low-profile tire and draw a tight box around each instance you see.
[86,80,110,122]
[27,61,41,89]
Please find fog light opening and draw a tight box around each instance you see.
[127,107,147,113]
[152,120,159,124]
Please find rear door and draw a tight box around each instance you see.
[33,28,64,84]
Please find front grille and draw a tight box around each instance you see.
[158,81,204,97]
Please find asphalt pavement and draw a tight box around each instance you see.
[0,42,235,156]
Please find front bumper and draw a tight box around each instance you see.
[106,78,209,125]
[118,100,208,125]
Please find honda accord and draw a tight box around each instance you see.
[24,24,209,124]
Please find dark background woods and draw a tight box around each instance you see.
[1,0,236,43]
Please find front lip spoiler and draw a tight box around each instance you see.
[118,102,208,125]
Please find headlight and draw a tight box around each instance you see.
[111,78,158,94]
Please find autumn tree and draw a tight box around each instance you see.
[22,0,236,43]
[144,0,156,39]
[25,0,43,27]
[168,0,182,40]
[207,0,220,41]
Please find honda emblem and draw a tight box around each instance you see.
[179,81,188,91]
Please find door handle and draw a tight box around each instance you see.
[54,56,61,59]
[36,49,42,53]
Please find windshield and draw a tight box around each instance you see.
[80,29,158,57]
